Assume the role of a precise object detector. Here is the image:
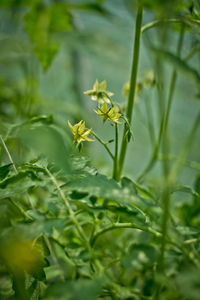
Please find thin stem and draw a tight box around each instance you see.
[163,24,185,138]
[0,135,17,173]
[117,3,143,180]
[91,222,162,246]
[0,135,34,210]
[141,18,180,33]
[137,115,165,182]
[91,131,114,160]
[44,235,65,281]
[169,113,200,182]
[45,167,92,251]
[158,153,200,172]
[44,167,105,274]
[184,45,200,62]
[144,96,156,148]
[154,25,185,300]
[137,25,185,183]
[112,124,118,180]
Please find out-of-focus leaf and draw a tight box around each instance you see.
[153,48,200,85]
[176,225,200,235]
[0,164,12,180]
[122,243,157,269]
[172,184,200,199]
[24,2,72,70]
[27,114,54,125]
[176,268,200,300]
[68,3,110,15]
[18,124,71,174]
[19,217,68,238]
[0,171,35,190]
[44,276,106,300]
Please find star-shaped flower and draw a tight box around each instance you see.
[94,102,121,124]
[68,120,93,143]
[84,80,114,104]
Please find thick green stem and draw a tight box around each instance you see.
[117,4,143,180]
[112,124,118,180]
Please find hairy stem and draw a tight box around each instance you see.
[117,3,143,180]
[45,167,91,250]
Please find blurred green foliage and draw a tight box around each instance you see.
[0,0,200,299]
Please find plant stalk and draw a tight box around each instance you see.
[112,124,118,180]
[117,3,143,180]
[91,131,114,160]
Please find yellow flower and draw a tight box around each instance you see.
[84,80,114,104]
[122,81,143,99]
[94,102,121,124]
[68,120,93,143]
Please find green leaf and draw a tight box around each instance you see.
[65,173,136,206]
[176,268,200,300]
[18,124,71,174]
[24,2,72,70]
[64,173,149,225]
[176,225,200,235]
[44,277,106,300]
[0,164,12,180]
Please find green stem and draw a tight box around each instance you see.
[169,113,200,182]
[163,24,185,137]
[91,131,114,160]
[45,168,105,273]
[0,135,17,173]
[117,3,143,180]
[112,124,118,180]
[141,18,180,33]
[91,222,161,246]
[184,45,200,61]
[0,135,34,211]
[144,96,156,149]
[44,235,65,281]
[137,25,185,183]
[154,25,185,300]
[158,153,200,172]
[45,167,92,252]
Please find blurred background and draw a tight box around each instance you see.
[0,0,199,183]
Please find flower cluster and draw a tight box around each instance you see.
[68,80,121,145]
[94,102,121,124]
[122,70,156,100]
[84,80,113,104]
[68,120,93,143]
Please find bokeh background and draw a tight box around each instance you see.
[0,0,199,183]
